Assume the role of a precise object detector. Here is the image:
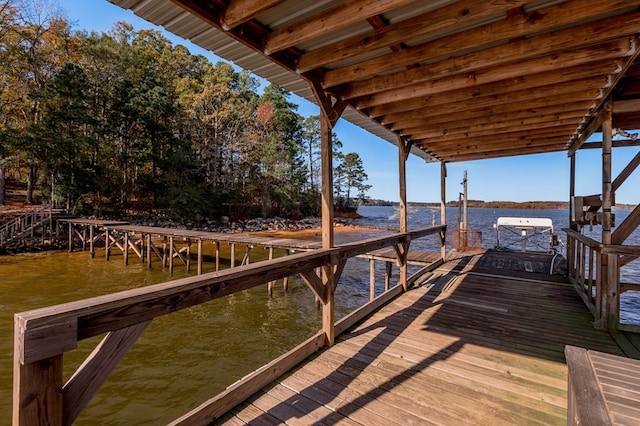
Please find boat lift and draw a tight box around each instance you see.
[494,217,561,254]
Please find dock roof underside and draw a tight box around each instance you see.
[109,0,640,163]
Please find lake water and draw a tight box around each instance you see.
[1,206,638,424]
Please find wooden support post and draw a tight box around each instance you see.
[320,110,335,345]
[440,161,447,261]
[600,99,618,330]
[369,258,376,301]
[312,79,345,347]
[283,249,291,291]
[197,239,203,275]
[162,237,167,268]
[230,243,236,268]
[68,223,73,252]
[13,355,64,426]
[242,246,251,266]
[82,226,87,251]
[123,232,129,266]
[89,226,95,258]
[570,153,577,230]
[186,239,191,272]
[169,236,174,275]
[147,234,152,269]
[268,247,275,296]
[105,229,110,261]
[215,241,220,271]
[398,136,411,291]
[385,261,392,291]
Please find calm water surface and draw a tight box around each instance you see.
[1,206,638,424]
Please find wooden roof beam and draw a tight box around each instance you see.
[384,101,594,129]
[395,109,587,135]
[264,0,415,54]
[577,139,640,150]
[339,15,640,97]
[415,125,578,148]
[354,53,624,109]
[221,0,288,29]
[440,144,568,162]
[297,0,527,72]
[567,107,608,155]
[406,117,583,141]
[423,136,571,155]
[613,98,640,114]
[367,81,601,122]
[322,0,639,87]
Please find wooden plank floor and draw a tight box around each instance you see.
[218,252,630,425]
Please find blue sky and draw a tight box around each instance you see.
[57,0,638,204]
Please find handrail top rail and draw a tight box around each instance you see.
[563,228,603,250]
[603,244,640,256]
[15,225,444,364]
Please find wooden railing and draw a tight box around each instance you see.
[565,228,640,332]
[13,225,445,426]
[0,206,63,248]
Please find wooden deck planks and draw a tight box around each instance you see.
[218,251,628,425]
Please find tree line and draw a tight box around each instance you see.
[0,0,370,218]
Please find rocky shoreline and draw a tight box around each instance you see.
[103,213,357,234]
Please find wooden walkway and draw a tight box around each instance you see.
[218,251,639,425]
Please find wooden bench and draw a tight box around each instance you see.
[565,345,640,425]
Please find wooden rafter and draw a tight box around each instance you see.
[337,14,640,97]
[298,0,528,73]
[567,108,608,156]
[322,0,637,87]
[265,0,415,54]
[409,118,582,141]
[399,111,587,138]
[387,102,593,129]
[222,0,288,29]
[370,81,603,119]
[613,151,640,191]
[612,203,640,245]
[356,57,622,110]
[123,0,640,163]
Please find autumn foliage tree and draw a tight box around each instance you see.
[0,1,371,218]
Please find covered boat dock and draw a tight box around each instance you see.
[12,1,640,425]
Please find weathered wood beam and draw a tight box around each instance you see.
[437,142,568,162]
[264,0,415,54]
[62,321,150,425]
[371,61,617,123]
[310,80,346,128]
[577,139,640,150]
[221,0,287,29]
[565,346,612,426]
[612,203,640,245]
[322,0,638,88]
[369,80,602,118]
[613,150,640,192]
[611,113,640,129]
[408,121,579,143]
[398,110,586,138]
[567,107,608,156]
[385,101,593,129]
[298,0,527,72]
[299,270,328,304]
[354,51,624,109]
[613,98,640,114]
[420,127,574,148]
[336,12,640,95]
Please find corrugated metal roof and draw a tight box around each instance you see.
[107,0,640,162]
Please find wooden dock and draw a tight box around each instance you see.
[217,251,639,425]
